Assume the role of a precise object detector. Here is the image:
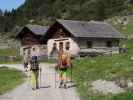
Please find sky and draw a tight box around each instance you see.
[0,0,25,11]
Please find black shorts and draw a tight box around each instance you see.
[59,68,67,71]
[24,62,28,68]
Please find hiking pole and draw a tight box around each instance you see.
[55,65,58,88]
[27,64,31,88]
[39,67,42,88]
[70,64,73,83]
[54,67,56,88]
[27,71,31,88]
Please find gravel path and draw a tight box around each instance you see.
[0,63,80,100]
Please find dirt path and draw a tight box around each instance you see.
[0,63,80,100]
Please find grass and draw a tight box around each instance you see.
[0,61,21,64]
[114,20,133,36]
[0,48,19,56]
[0,48,22,63]
[70,20,133,100]
[71,39,133,100]
[0,67,25,95]
[0,58,22,64]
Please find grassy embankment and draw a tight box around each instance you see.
[0,67,25,95]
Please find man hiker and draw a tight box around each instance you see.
[28,47,40,90]
[57,44,72,89]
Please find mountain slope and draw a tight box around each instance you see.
[0,0,132,33]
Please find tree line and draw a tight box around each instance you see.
[0,0,132,34]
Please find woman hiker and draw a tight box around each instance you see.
[27,48,40,90]
[57,44,72,89]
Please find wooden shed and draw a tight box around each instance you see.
[44,20,124,58]
[16,24,49,58]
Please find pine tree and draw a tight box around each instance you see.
[0,9,3,16]
[0,0,129,33]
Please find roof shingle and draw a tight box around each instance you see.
[57,19,124,38]
[26,24,49,36]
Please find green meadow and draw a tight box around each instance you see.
[70,21,133,100]
[0,67,25,95]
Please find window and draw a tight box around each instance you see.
[106,41,112,47]
[53,43,57,49]
[59,42,63,50]
[53,43,57,47]
[116,40,119,46]
[87,41,92,48]
[65,42,70,50]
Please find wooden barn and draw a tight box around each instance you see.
[44,20,124,58]
[16,24,48,58]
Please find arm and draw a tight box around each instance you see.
[27,62,31,71]
[67,54,72,68]
[27,57,31,71]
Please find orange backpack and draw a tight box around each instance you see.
[61,54,67,66]
[59,53,68,69]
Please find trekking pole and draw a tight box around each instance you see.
[27,64,31,88]
[39,67,42,88]
[70,64,73,83]
[55,65,58,88]
[54,67,56,88]
[27,71,31,88]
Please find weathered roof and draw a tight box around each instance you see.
[25,24,49,36]
[57,19,124,38]
[16,24,49,38]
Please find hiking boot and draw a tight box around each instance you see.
[32,88,36,91]
[59,81,63,88]
[36,86,39,89]
[64,84,67,89]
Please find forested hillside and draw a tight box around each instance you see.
[0,0,133,33]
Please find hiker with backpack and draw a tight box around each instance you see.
[23,49,31,72]
[28,47,40,90]
[57,46,72,88]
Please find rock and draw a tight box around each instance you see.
[127,80,133,90]
[130,57,133,60]
[119,78,127,88]
[113,21,118,25]
[92,79,125,95]
[122,27,127,30]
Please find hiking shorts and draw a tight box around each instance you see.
[59,68,67,81]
